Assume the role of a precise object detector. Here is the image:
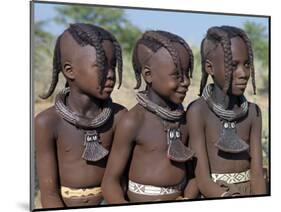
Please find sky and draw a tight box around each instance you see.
[34,2,269,47]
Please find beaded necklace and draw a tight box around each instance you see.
[55,88,112,161]
[136,91,194,162]
[202,84,249,153]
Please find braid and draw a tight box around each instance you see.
[200,25,256,96]
[112,40,123,89]
[144,31,181,75]
[39,35,62,99]
[91,25,123,89]
[91,24,123,89]
[132,30,193,89]
[235,28,256,94]
[208,27,233,94]
[68,24,107,90]
[41,23,123,99]
[199,38,209,96]
[156,31,194,78]
[220,26,256,94]
[200,27,234,95]
[132,39,142,89]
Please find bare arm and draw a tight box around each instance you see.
[35,111,64,208]
[183,160,200,199]
[187,103,227,198]
[249,104,267,194]
[101,111,139,204]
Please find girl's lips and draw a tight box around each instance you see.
[103,87,114,92]
[176,91,187,98]
[235,84,247,89]
[176,89,188,95]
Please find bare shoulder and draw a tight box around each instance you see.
[186,98,207,118]
[35,106,60,133]
[112,102,127,119]
[117,104,144,131]
[247,101,262,119]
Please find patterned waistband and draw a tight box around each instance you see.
[128,178,186,196]
[211,170,250,184]
[60,186,102,198]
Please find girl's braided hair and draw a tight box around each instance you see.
[40,23,123,99]
[199,25,255,96]
[132,30,193,89]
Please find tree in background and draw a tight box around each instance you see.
[243,21,269,93]
[34,21,55,102]
[243,21,268,67]
[53,5,142,54]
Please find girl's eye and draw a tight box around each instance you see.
[244,62,250,68]
[231,62,238,69]
[172,72,180,79]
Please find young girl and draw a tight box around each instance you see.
[102,30,198,203]
[35,23,127,208]
[187,26,267,197]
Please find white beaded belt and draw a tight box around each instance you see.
[211,170,250,184]
[128,180,184,196]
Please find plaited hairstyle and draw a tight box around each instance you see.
[132,30,194,89]
[40,23,123,99]
[199,25,256,96]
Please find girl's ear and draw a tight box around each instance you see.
[62,62,75,80]
[205,59,214,76]
[142,65,152,84]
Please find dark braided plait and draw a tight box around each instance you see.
[199,38,209,96]
[69,23,123,90]
[132,30,193,89]
[40,34,62,99]
[132,39,143,89]
[132,37,164,89]
[220,26,256,94]
[40,23,123,99]
[89,24,123,89]
[156,30,194,78]
[144,31,181,74]
[207,27,233,94]
[200,26,256,96]
[112,39,123,89]
[68,23,107,91]
[88,24,123,89]
[93,25,124,90]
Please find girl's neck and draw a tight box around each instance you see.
[147,87,178,110]
[212,84,240,109]
[66,87,104,118]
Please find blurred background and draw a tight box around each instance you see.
[32,1,269,208]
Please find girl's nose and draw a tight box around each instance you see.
[235,65,249,79]
[106,67,115,80]
[181,75,190,88]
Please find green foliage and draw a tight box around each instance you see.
[243,21,269,94]
[53,5,142,54]
[34,21,55,102]
[243,21,268,67]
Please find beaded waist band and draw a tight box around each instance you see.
[211,170,250,184]
[60,186,102,198]
[128,178,186,196]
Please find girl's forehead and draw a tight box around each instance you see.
[230,37,248,57]
[173,42,190,64]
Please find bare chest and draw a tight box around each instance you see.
[136,112,187,153]
[205,110,251,147]
[56,120,114,160]
[204,110,252,172]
